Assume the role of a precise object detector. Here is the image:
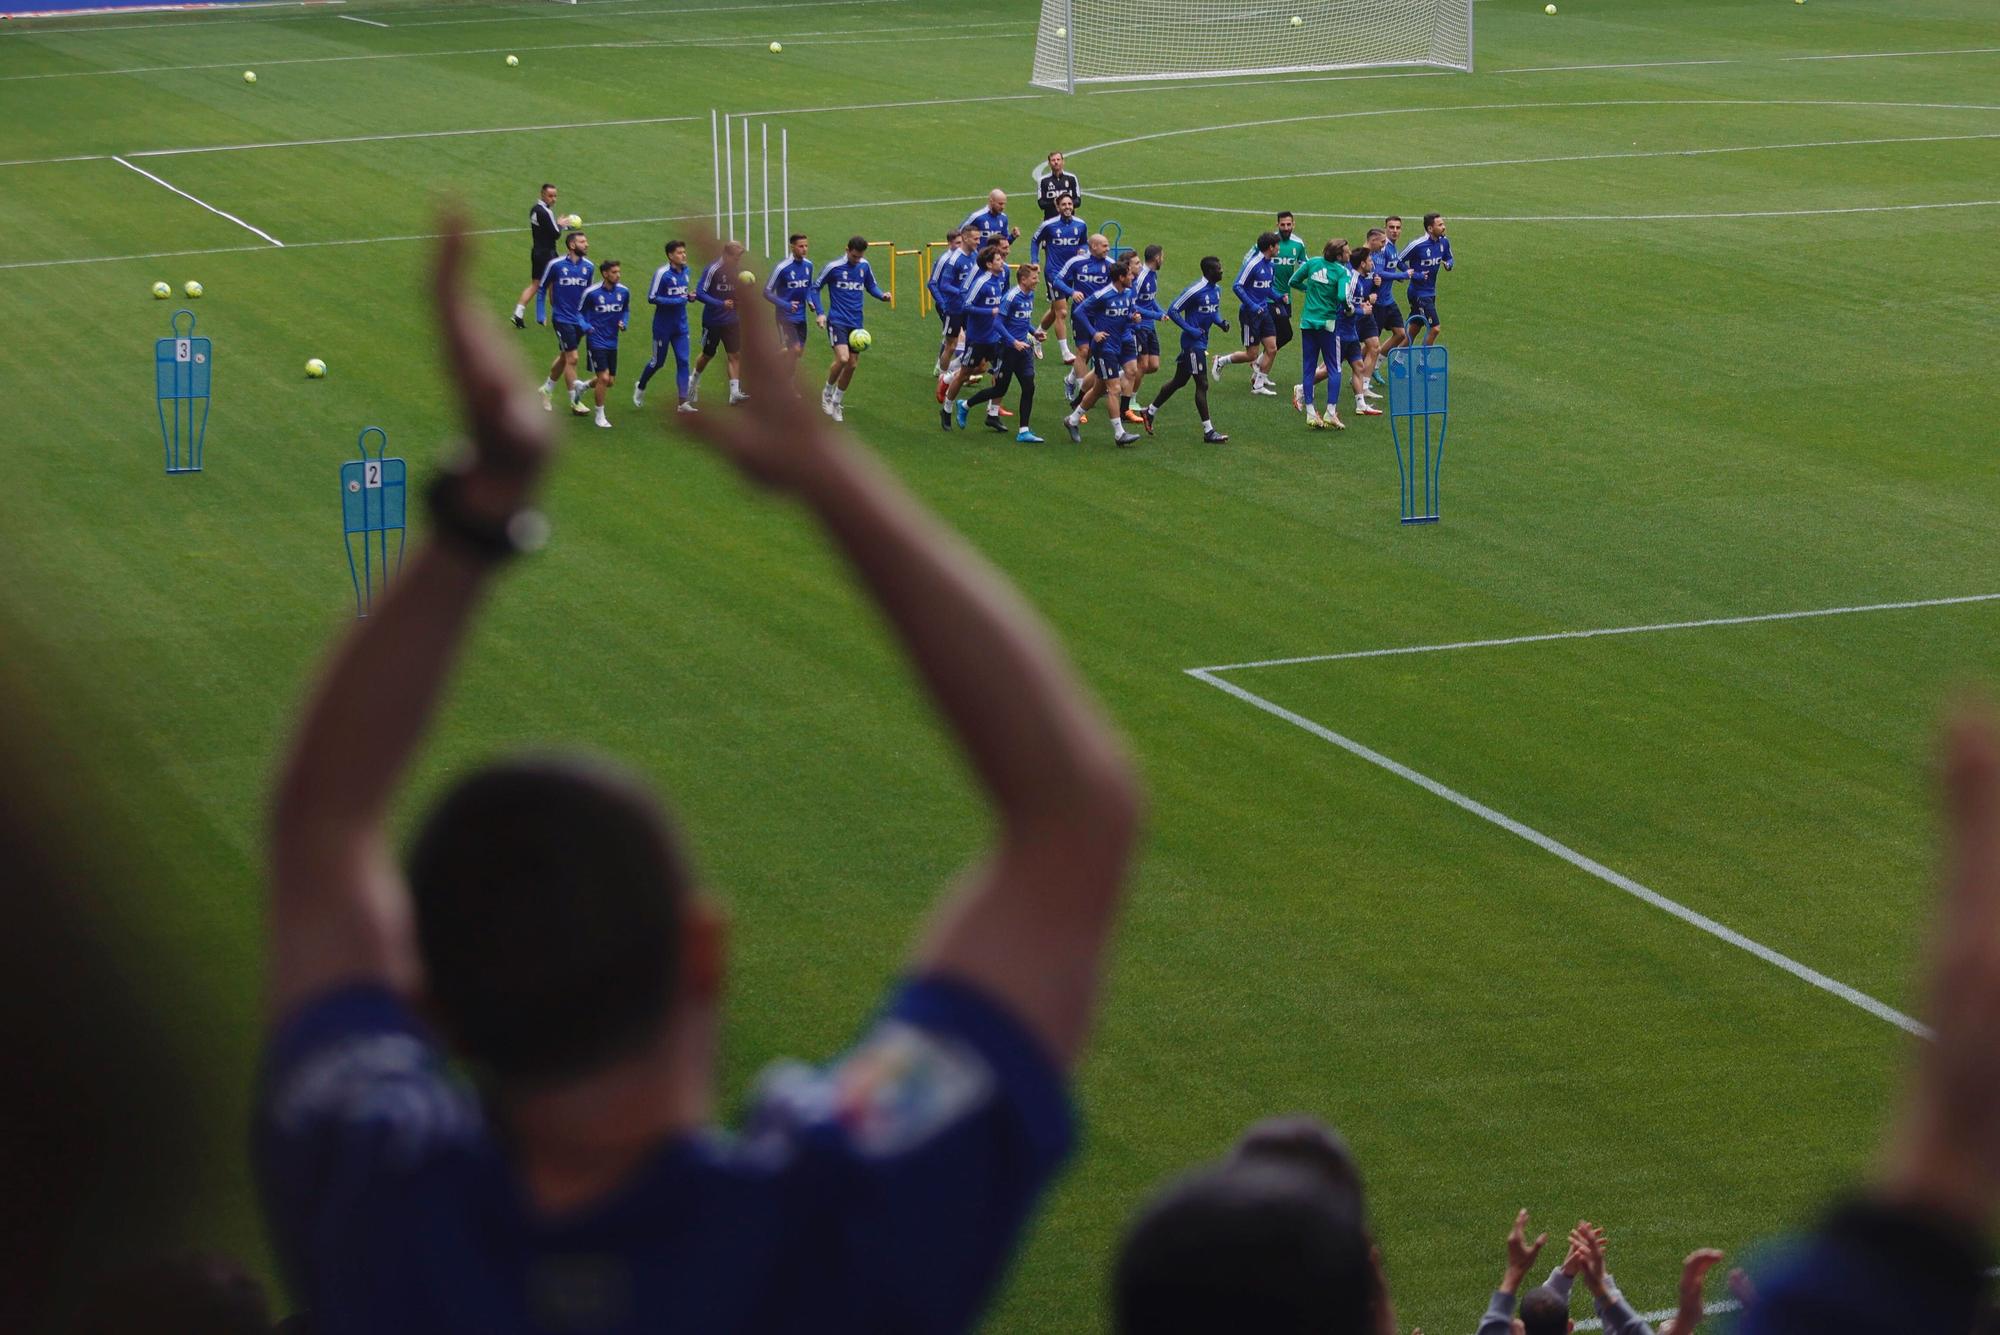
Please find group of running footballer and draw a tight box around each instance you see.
[509,153,1455,442]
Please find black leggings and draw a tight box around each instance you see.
[1150,361,1209,419]
[969,369,1034,428]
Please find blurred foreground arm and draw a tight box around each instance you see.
[674,256,1140,1068]
[1742,711,2000,1333]
[267,218,553,1018]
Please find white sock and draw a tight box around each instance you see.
[833,387,845,402]
[514,304,526,319]
[1203,419,1215,431]
[595,409,608,422]
[729,379,740,393]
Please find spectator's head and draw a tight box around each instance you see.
[1518,1284,1573,1335]
[1113,1159,1375,1335]
[408,755,711,1092]
[1229,1116,1365,1214]
[68,1254,271,1335]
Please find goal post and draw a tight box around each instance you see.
[1029,0,1473,92]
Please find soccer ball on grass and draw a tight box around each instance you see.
[184,280,204,298]
[305,358,327,379]
[151,281,172,299]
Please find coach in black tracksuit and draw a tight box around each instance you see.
[1036,153,1081,219]
[514,183,564,327]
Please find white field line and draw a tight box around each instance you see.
[1784,46,2000,62]
[1091,191,2000,224]
[388,0,916,27]
[130,112,702,158]
[0,0,339,29]
[110,155,283,246]
[1186,666,1931,1039]
[1494,57,1736,74]
[336,12,386,25]
[0,18,1026,81]
[1193,592,2000,673]
[1059,98,2000,163]
[1093,131,2000,195]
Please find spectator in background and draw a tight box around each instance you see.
[1740,712,2000,1334]
[1115,1115,1401,1335]
[1478,1213,1720,1335]
[255,219,1141,1334]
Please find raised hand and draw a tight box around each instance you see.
[1569,1222,1609,1295]
[434,212,555,512]
[1502,1209,1548,1292]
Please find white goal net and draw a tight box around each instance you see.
[1030,0,1472,91]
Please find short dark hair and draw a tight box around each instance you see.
[1423,211,1443,228]
[565,230,585,249]
[788,232,807,246]
[943,227,961,242]
[1200,255,1222,282]
[408,755,692,1089]
[1114,1160,1375,1335]
[1257,230,1281,253]
[1057,192,1075,207]
[1143,243,1163,263]
[1366,227,1386,241]
[1231,1116,1365,1214]
[977,243,1002,269]
[1277,211,1295,223]
[601,259,621,274]
[664,239,685,255]
[1352,248,1372,267]
[541,182,556,193]
[1384,214,1403,224]
[848,235,869,253]
[1520,1285,1571,1335]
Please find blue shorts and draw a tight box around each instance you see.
[1342,337,1365,366]
[1408,294,1440,329]
[1373,301,1405,332]
[587,344,618,376]
[701,321,741,357]
[938,310,966,340]
[1240,304,1277,345]
[997,343,1037,381]
[1092,342,1133,383]
[1134,325,1160,359]
[778,320,809,350]
[966,340,1005,368]
[1354,312,1380,341]
[554,319,584,352]
[1175,347,1209,380]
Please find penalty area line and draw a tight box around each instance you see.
[1185,667,1930,1040]
[111,155,283,246]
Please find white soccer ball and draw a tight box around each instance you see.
[848,328,873,352]
[305,358,327,379]
[242,70,256,83]
[1054,25,1066,37]
[1544,3,1556,11]
[506,53,519,66]
[768,41,782,53]
[1290,14,1303,25]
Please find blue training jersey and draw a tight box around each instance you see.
[1073,282,1138,353]
[1401,235,1453,296]
[764,257,821,325]
[257,976,1072,1335]
[962,268,1007,345]
[1166,278,1225,352]
[541,256,596,325]
[1373,241,1410,301]
[1053,251,1110,301]
[1131,267,1164,328]
[695,259,738,327]
[817,257,890,329]
[958,208,1011,249]
[1029,217,1087,277]
[579,282,630,348]
[1332,264,1358,339]
[647,262,691,332]
[1232,251,1275,312]
[998,284,1037,344]
[929,248,976,316]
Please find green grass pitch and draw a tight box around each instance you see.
[3,0,1998,1326]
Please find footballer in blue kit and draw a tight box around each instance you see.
[1401,212,1454,344]
[963,262,1045,441]
[690,240,747,406]
[1144,255,1231,443]
[929,229,979,389]
[942,246,1010,431]
[1126,245,1167,428]
[815,235,891,422]
[763,232,822,363]
[959,189,1020,251]
[575,261,630,428]
[1029,194,1088,364]
[634,239,694,414]
[1214,232,1281,394]
[1064,253,1145,448]
[1052,236,1112,401]
[536,230,595,411]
